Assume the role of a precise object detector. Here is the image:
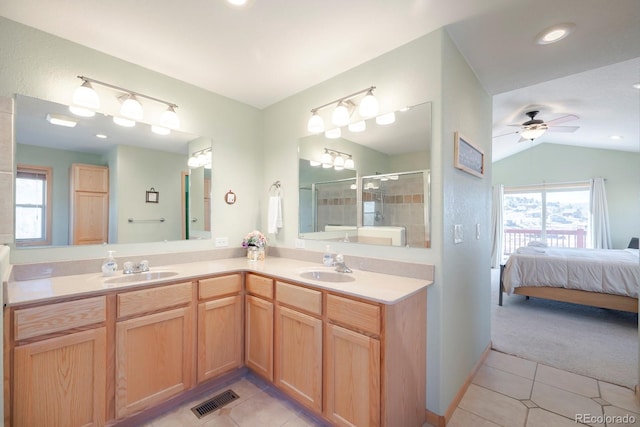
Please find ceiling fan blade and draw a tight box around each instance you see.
[545,114,579,125]
[547,125,579,133]
[517,136,529,143]
[492,129,519,138]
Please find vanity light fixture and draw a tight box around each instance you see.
[113,116,136,128]
[307,86,377,134]
[46,113,78,128]
[314,148,355,171]
[70,75,180,131]
[188,147,212,169]
[348,120,366,133]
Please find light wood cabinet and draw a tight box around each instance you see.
[69,163,109,245]
[115,282,194,419]
[325,317,381,427]
[10,296,108,427]
[275,304,322,412]
[197,275,243,382]
[13,328,107,427]
[245,274,274,381]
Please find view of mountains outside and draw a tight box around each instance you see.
[503,189,590,253]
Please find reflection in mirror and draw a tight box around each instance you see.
[298,101,431,248]
[14,94,211,247]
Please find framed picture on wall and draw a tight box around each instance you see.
[454,132,484,178]
[146,187,159,203]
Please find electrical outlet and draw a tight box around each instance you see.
[215,237,229,247]
[454,224,463,244]
[295,239,306,249]
[476,223,480,240]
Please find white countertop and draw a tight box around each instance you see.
[5,256,432,306]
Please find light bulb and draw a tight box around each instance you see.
[348,121,366,133]
[333,155,345,170]
[72,80,100,110]
[332,102,350,127]
[188,156,200,168]
[325,128,341,139]
[151,125,170,135]
[320,151,333,166]
[120,94,143,121]
[344,157,355,169]
[307,112,325,133]
[160,106,180,130]
[113,116,136,127]
[520,127,546,140]
[358,90,379,118]
[69,105,96,117]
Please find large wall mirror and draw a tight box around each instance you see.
[298,101,431,248]
[14,94,212,248]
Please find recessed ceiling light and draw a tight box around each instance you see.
[225,0,254,8]
[96,134,107,139]
[609,135,623,140]
[535,23,575,45]
[632,83,640,89]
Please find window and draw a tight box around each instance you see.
[15,165,52,246]
[503,181,590,254]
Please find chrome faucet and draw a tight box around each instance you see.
[123,260,149,274]
[333,254,352,273]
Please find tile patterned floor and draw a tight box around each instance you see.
[140,350,639,427]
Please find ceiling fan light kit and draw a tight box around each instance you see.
[494,110,580,142]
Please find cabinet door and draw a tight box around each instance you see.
[72,163,109,192]
[72,191,108,245]
[245,294,273,381]
[325,323,380,427]
[115,307,193,419]
[275,305,322,412]
[197,295,243,382]
[14,328,107,427]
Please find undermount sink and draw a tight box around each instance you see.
[299,270,356,283]
[104,271,179,284]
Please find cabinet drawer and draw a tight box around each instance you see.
[14,296,106,341]
[199,274,242,300]
[276,281,322,316]
[326,294,380,336]
[118,282,193,319]
[246,274,273,300]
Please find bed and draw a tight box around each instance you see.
[499,246,640,313]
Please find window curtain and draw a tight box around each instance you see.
[491,184,504,268]
[590,177,612,249]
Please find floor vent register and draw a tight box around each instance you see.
[190,389,240,418]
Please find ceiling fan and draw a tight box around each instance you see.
[494,110,579,141]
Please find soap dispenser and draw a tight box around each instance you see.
[102,250,118,277]
[323,245,334,266]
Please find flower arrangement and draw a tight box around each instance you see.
[242,230,267,248]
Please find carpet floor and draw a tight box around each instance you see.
[490,268,638,389]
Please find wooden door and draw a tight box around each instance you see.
[72,191,108,245]
[197,295,243,382]
[13,328,107,427]
[325,323,380,427]
[245,294,273,381]
[275,305,322,412]
[115,307,193,419]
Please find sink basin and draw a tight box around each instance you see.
[104,271,179,284]
[299,270,355,283]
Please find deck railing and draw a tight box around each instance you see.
[503,228,586,254]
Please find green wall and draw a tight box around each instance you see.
[493,143,640,248]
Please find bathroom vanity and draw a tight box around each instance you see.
[3,256,430,427]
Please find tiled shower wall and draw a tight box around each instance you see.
[317,173,428,247]
[0,96,14,244]
[363,173,427,247]
[316,180,357,231]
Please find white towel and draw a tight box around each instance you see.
[267,196,282,234]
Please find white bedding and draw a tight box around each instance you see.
[502,247,640,298]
